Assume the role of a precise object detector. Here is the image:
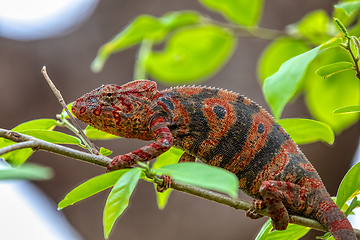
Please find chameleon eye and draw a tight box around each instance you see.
[107,93,112,97]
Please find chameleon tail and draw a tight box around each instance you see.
[313,189,356,240]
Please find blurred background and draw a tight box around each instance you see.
[0,0,359,239]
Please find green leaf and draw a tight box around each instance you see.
[103,167,142,239]
[263,46,321,119]
[336,162,360,209]
[335,1,360,16]
[294,10,331,45]
[344,196,358,217]
[0,144,33,166]
[91,11,201,72]
[146,25,236,84]
[154,162,238,198]
[100,147,113,156]
[18,130,83,146]
[265,224,310,240]
[152,147,183,169]
[84,125,119,140]
[11,119,57,132]
[199,0,264,26]
[0,164,52,180]
[257,38,310,83]
[334,105,360,114]
[152,147,183,209]
[315,62,353,78]
[278,118,334,145]
[255,219,273,240]
[58,170,129,210]
[305,47,359,133]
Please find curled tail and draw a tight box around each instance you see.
[313,190,356,240]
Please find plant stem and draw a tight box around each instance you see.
[134,39,153,80]
[204,18,284,40]
[41,66,100,154]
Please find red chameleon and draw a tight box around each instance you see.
[72,80,356,240]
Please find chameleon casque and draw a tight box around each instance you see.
[72,80,355,239]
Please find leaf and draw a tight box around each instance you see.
[278,118,334,145]
[263,45,321,119]
[257,38,310,83]
[334,105,360,114]
[0,164,52,180]
[199,0,264,26]
[305,47,359,133]
[18,130,83,146]
[100,147,113,156]
[84,125,119,140]
[154,162,238,198]
[294,10,331,45]
[344,196,358,217]
[0,139,33,166]
[103,167,142,239]
[152,147,183,209]
[265,224,310,240]
[336,162,360,209]
[91,11,201,72]
[11,119,57,132]
[152,147,183,169]
[315,62,353,78]
[335,1,360,16]
[58,170,129,210]
[146,25,236,84]
[255,219,273,240]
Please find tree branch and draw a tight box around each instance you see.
[1,128,359,238]
[0,141,39,156]
[0,128,109,167]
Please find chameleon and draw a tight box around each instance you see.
[72,80,356,240]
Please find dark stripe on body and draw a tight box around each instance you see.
[236,124,288,197]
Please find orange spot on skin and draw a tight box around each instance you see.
[208,155,222,167]
[243,97,252,105]
[176,87,203,96]
[299,162,316,172]
[216,90,238,101]
[298,177,325,189]
[238,178,247,188]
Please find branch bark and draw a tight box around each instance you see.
[1,128,359,239]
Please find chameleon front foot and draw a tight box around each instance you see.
[156,175,172,192]
[246,199,266,219]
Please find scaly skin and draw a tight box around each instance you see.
[72,80,355,239]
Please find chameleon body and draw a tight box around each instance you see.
[72,80,355,239]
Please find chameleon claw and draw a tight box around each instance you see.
[156,175,172,192]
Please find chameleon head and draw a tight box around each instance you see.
[71,80,159,138]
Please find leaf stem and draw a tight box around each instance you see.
[203,17,284,40]
[134,39,153,80]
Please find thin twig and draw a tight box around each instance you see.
[203,17,284,40]
[0,141,38,155]
[41,66,100,155]
[0,128,109,167]
[1,128,359,238]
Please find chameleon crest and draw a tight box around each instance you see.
[72,80,355,240]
